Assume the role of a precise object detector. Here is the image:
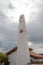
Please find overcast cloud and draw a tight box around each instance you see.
[0,0,43,52]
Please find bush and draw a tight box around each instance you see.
[0,52,8,65]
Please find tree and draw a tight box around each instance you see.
[0,52,8,65]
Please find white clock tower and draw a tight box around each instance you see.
[16,15,30,65]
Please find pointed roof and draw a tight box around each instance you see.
[6,47,43,59]
[6,47,17,56]
[30,51,43,59]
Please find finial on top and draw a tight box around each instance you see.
[19,14,25,22]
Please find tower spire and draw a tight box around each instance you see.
[16,14,30,65]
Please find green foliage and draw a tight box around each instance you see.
[0,52,8,64]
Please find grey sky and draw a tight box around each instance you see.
[0,0,43,52]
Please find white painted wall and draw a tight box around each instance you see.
[16,15,30,65]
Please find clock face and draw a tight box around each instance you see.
[19,30,26,33]
[20,30,23,33]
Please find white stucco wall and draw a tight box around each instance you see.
[16,15,30,65]
[8,51,17,65]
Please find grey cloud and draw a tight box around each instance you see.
[0,0,9,10]
[0,10,18,49]
[0,0,43,50]
[27,0,43,43]
[27,21,43,42]
[8,3,14,9]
